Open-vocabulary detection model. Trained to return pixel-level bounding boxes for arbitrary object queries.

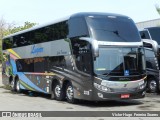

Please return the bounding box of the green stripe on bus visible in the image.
[20,80,35,91]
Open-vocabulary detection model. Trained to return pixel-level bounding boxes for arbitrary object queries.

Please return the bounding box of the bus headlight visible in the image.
[139,84,145,90]
[94,83,111,92]
[138,80,146,90]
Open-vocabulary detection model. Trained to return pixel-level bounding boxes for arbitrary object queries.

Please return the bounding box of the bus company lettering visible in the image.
[31,45,44,54]
[57,50,67,55]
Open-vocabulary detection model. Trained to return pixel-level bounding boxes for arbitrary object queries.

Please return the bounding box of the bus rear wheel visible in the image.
[15,79,21,93]
[10,79,16,91]
[66,82,77,104]
[147,78,157,93]
[53,82,65,101]
[10,78,21,93]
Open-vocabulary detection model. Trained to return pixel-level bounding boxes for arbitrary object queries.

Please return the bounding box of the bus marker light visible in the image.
[78,92,81,96]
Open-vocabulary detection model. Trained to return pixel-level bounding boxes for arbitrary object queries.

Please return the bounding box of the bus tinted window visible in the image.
[145,49,158,70]
[71,38,92,73]
[140,31,150,39]
[13,33,31,47]
[148,27,160,44]
[32,21,68,44]
[16,57,48,72]
[2,38,12,50]
[87,16,141,42]
[3,21,68,49]
[68,17,89,38]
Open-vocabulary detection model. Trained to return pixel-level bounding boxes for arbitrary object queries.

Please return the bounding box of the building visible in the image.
[136,18,160,29]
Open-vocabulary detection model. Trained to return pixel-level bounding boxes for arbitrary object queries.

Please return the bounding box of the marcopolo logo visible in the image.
[31,45,44,55]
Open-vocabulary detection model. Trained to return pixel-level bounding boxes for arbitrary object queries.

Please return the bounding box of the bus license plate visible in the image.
[121,94,130,99]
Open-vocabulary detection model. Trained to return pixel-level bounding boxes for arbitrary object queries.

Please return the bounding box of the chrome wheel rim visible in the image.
[55,85,61,97]
[150,80,157,91]
[66,86,73,100]
[11,80,14,89]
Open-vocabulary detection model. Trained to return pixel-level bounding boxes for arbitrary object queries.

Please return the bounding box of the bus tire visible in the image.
[66,82,77,104]
[15,79,21,93]
[10,79,16,92]
[53,81,65,101]
[147,78,157,93]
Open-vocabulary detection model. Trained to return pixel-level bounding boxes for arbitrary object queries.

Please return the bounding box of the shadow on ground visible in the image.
[1,86,143,108]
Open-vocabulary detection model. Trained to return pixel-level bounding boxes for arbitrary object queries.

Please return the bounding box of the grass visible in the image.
[0,85,11,90]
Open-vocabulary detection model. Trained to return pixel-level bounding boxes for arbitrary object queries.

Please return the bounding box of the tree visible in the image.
[155,4,160,15]
[0,17,15,39]
[9,22,37,34]
[0,17,37,63]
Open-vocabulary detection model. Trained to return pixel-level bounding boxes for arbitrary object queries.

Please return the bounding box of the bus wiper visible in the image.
[113,30,119,35]
[112,30,127,42]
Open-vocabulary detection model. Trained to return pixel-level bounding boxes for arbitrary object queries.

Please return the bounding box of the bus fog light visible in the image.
[98,93,103,98]
[142,91,146,96]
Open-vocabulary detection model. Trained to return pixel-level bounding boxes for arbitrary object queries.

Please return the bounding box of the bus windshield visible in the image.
[86,16,141,42]
[94,47,145,76]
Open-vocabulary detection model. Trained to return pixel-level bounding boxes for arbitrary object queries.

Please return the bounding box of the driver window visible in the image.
[71,38,92,73]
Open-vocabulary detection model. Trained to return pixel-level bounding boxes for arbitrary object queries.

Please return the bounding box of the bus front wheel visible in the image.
[147,78,158,93]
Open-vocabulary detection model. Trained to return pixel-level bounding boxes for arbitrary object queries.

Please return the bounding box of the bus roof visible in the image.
[70,12,128,18]
[3,12,129,39]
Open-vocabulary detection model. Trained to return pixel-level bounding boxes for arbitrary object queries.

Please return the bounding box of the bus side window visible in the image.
[145,49,157,70]
[3,38,12,49]
[48,56,66,70]
[140,30,150,39]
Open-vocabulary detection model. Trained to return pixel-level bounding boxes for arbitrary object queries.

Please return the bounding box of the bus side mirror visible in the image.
[79,37,99,57]
[142,39,159,56]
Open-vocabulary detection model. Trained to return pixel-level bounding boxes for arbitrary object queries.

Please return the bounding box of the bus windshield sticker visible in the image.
[124,70,129,76]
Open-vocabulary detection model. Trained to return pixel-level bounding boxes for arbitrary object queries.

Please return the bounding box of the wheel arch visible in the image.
[14,75,19,81]
[62,79,72,90]
[9,75,13,84]
[147,75,157,80]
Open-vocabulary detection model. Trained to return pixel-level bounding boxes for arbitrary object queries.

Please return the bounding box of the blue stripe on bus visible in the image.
[20,84,25,89]
[10,59,47,93]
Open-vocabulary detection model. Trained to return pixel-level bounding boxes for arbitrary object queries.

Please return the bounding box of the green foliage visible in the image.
[0,40,1,63]
[9,22,37,34]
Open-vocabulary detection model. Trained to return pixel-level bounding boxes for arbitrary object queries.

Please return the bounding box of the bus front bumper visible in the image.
[92,89,146,101]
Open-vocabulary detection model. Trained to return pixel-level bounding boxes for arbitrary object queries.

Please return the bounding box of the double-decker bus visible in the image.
[142,39,160,93]
[2,12,146,103]
[140,27,160,93]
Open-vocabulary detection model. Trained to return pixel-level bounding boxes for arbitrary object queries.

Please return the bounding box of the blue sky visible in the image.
[0,0,160,26]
